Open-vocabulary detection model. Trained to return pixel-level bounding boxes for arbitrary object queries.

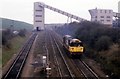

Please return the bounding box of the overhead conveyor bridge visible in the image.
[38,2,86,22]
[34,2,87,30]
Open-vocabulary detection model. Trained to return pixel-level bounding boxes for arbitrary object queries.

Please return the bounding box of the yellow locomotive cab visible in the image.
[63,35,84,56]
[69,46,84,53]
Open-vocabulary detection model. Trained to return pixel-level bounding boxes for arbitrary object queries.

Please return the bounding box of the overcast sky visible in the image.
[1,0,120,24]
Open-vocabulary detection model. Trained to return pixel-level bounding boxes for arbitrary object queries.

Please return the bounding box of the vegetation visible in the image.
[2,35,28,66]
[55,21,120,78]
[2,18,32,66]
[2,28,27,48]
[55,22,79,36]
[2,28,30,66]
[18,29,27,37]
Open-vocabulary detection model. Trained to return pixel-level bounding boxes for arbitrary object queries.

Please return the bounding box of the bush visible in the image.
[2,35,7,45]
[95,36,112,51]
[2,28,13,49]
[118,39,120,47]
[18,29,27,37]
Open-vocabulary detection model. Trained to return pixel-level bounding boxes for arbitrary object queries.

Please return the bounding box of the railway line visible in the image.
[51,30,99,78]
[48,32,63,77]
[51,33,75,78]
[44,31,57,77]
[2,33,37,79]
[44,31,74,77]
[73,59,99,78]
[48,31,85,78]
[2,30,102,78]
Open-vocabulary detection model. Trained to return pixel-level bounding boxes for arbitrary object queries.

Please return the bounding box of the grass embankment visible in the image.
[2,34,30,67]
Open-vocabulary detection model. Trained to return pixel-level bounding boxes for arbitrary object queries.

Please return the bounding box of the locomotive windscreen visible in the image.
[70,42,83,47]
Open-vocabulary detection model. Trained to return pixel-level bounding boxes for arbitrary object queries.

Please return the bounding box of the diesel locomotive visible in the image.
[63,35,84,57]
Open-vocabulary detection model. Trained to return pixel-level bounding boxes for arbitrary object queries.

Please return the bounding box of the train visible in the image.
[63,35,84,57]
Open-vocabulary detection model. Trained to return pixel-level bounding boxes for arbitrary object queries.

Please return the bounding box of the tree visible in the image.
[18,29,27,37]
[2,28,13,49]
[95,36,112,51]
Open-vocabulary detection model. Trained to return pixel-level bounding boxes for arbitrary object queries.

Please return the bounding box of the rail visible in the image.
[2,33,37,79]
[50,32,75,78]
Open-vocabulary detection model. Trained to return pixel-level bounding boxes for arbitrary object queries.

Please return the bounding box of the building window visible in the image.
[101,16,104,18]
[106,16,110,18]
[35,20,42,22]
[95,20,97,21]
[35,10,42,11]
[105,10,107,13]
[101,20,104,23]
[109,10,111,13]
[96,10,98,13]
[35,15,42,17]
[107,20,110,22]
[100,10,102,13]
[95,16,97,18]
[46,5,48,8]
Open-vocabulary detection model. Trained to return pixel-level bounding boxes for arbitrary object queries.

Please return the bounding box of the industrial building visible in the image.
[113,1,120,27]
[34,2,45,30]
[34,2,86,31]
[34,2,120,29]
[89,8,113,26]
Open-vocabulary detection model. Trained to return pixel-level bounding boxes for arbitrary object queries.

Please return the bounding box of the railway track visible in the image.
[44,30,74,78]
[51,30,99,78]
[2,30,100,78]
[51,33,75,78]
[51,31,85,77]
[43,30,73,78]
[2,33,37,79]
[73,59,99,79]
[49,32,62,77]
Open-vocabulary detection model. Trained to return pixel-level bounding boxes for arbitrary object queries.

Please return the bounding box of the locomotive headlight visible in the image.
[70,48,73,51]
[69,47,74,52]
[72,48,74,50]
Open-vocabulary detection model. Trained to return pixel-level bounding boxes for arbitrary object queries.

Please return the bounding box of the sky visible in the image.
[1,0,120,24]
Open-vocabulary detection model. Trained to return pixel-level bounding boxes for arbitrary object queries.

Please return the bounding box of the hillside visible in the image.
[1,18,33,31]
